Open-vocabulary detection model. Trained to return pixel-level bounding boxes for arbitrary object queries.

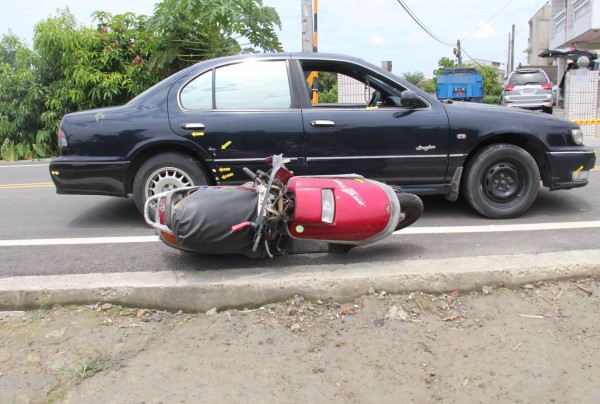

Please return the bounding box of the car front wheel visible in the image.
[133,152,209,214]
[463,144,540,219]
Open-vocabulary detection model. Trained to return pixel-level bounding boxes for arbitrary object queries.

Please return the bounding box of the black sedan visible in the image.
[49,53,596,219]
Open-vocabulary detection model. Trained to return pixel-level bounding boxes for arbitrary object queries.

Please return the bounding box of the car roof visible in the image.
[511,68,545,73]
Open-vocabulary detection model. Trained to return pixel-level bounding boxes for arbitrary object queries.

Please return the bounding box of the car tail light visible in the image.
[504,84,515,91]
[541,83,552,90]
[58,129,68,148]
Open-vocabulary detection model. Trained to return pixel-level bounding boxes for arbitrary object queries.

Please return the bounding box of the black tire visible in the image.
[395,192,424,231]
[133,152,209,214]
[543,106,553,114]
[463,144,540,219]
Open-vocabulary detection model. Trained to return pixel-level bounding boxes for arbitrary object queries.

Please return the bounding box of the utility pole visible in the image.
[301,0,313,52]
[455,39,462,66]
[301,0,319,102]
[313,0,318,52]
[510,24,515,72]
[507,32,511,76]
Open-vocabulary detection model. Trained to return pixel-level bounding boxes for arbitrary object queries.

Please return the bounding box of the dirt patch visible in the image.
[1,278,599,403]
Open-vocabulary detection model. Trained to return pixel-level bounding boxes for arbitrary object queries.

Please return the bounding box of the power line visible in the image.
[462,0,517,41]
[395,0,454,47]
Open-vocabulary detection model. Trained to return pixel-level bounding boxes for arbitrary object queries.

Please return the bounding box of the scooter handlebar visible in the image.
[243,167,257,180]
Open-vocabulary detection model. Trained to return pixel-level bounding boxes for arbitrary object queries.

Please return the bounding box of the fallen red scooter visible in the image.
[144,155,422,258]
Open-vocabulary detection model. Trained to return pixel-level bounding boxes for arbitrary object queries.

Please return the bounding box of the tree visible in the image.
[419,78,436,94]
[317,71,338,103]
[476,65,502,97]
[433,57,457,77]
[0,1,284,160]
[400,71,425,87]
[147,0,283,76]
[0,33,47,160]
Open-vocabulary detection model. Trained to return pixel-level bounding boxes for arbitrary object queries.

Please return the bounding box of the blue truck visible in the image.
[436,68,483,102]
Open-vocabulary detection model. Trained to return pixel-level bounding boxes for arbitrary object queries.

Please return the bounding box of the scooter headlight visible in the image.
[321,189,335,224]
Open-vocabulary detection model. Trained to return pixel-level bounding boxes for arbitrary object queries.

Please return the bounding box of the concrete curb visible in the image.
[2,249,599,312]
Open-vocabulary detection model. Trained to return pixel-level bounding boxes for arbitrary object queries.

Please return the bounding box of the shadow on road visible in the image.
[68,197,146,230]
[157,240,428,272]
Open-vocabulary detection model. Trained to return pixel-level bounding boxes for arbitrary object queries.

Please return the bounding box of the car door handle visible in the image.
[310,120,335,128]
[181,123,205,130]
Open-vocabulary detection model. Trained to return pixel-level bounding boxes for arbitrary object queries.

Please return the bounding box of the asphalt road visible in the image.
[1,154,599,278]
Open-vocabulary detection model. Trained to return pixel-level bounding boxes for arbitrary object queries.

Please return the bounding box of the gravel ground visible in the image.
[1,277,599,403]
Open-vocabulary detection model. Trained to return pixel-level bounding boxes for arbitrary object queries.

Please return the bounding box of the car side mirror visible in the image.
[400,90,418,107]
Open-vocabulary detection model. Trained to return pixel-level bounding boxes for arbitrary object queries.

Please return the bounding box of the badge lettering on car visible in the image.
[416,145,436,151]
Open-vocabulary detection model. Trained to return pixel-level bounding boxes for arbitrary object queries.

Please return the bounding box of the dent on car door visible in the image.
[300,62,450,184]
[168,59,305,183]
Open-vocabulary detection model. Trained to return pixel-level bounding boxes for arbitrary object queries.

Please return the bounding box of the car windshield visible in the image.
[508,71,547,85]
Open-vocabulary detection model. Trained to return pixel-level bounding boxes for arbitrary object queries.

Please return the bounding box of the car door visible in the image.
[297,59,450,184]
[168,58,305,183]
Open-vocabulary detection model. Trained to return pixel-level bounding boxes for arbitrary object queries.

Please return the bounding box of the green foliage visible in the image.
[0,1,283,160]
[147,0,282,76]
[433,57,457,77]
[419,78,437,94]
[483,95,501,105]
[476,65,503,97]
[0,33,47,160]
[400,71,425,87]
[317,71,338,103]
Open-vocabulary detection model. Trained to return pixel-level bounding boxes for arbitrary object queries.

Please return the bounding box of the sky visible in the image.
[0,0,550,77]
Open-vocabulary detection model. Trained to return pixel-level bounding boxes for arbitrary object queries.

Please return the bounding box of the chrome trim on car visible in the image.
[214,157,303,163]
[547,151,595,155]
[307,155,448,161]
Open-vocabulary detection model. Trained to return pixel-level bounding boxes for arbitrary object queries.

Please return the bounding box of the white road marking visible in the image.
[0,163,49,168]
[0,236,159,247]
[1,221,599,247]
[395,221,600,234]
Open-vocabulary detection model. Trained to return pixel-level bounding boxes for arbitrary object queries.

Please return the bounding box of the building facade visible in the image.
[549,0,600,136]
[528,3,552,66]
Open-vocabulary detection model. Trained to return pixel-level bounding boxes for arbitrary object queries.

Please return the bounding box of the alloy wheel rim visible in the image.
[145,167,193,198]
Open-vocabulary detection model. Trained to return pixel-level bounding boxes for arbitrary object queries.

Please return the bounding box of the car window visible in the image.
[180,71,213,110]
[508,71,548,85]
[180,60,292,110]
[300,61,425,108]
[216,61,291,109]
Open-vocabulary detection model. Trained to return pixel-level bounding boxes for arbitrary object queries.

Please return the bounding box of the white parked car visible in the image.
[502,68,553,114]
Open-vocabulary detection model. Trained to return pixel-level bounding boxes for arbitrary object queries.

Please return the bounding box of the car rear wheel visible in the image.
[463,144,540,219]
[133,153,209,214]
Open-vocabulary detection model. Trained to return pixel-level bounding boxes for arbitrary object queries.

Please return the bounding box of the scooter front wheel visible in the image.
[395,193,423,231]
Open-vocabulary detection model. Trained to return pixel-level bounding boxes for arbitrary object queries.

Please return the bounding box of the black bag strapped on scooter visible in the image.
[171,187,258,254]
